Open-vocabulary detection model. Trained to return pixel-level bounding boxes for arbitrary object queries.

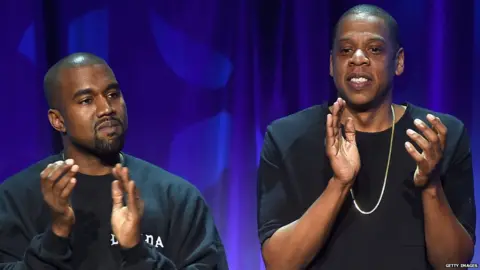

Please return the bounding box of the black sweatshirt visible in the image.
[0,153,228,269]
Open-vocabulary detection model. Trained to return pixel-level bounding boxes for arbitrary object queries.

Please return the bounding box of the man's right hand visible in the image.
[326,98,360,187]
[40,159,78,238]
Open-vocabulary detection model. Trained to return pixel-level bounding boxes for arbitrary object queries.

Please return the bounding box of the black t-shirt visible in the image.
[69,173,118,269]
[257,103,476,270]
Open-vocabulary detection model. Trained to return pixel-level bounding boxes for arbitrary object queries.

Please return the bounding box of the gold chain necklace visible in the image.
[350,105,395,215]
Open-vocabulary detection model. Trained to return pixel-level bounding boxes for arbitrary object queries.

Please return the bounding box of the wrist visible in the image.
[421,181,443,199]
[329,177,353,194]
[120,240,150,265]
[119,234,141,249]
[330,177,353,190]
[42,227,71,256]
[51,223,72,238]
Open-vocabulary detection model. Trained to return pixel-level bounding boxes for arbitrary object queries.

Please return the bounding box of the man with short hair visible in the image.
[0,52,228,269]
[257,4,476,269]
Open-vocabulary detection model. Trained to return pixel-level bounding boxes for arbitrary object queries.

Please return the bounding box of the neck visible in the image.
[341,98,398,133]
[62,144,120,176]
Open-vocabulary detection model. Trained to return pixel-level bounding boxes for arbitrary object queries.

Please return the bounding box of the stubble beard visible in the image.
[93,131,125,156]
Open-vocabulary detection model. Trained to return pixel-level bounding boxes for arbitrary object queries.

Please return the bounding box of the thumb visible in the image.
[344,117,356,143]
[112,180,124,211]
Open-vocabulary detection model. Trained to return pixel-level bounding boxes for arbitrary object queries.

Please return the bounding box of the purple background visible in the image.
[0,0,478,268]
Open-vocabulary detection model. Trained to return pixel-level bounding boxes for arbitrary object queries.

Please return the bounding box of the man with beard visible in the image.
[0,53,228,269]
[257,4,476,270]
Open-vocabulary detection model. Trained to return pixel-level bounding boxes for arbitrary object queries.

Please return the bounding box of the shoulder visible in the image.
[0,155,60,209]
[123,154,205,202]
[264,104,326,157]
[0,155,60,193]
[267,104,326,136]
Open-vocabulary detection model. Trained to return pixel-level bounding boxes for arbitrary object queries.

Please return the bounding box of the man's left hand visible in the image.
[404,114,447,187]
[111,164,145,249]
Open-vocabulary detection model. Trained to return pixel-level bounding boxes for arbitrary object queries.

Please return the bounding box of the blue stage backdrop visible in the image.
[0,0,478,268]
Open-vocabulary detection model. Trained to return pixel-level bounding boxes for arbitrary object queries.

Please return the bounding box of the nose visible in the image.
[349,49,369,66]
[96,96,116,118]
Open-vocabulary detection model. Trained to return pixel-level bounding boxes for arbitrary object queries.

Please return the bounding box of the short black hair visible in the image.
[331,4,400,50]
[43,52,107,109]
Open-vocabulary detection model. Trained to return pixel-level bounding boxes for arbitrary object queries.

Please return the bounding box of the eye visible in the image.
[369,47,383,54]
[340,48,353,54]
[107,90,121,99]
[79,98,93,105]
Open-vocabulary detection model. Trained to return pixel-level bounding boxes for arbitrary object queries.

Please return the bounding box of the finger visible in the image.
[137,194,145,217]
[326,114,339,157]
[336,100,346,136]
[135,186,143,215]
[427,115,447,150]
[335,99,346,127]
[405,142,429,169]
[40,163,57,189]
[138,200,145,216]
[330,101,339,137]
[134,182,141,199]
[41,162,58,178]
[326,114,335,148]
[50,160,74,181]
[135,182,143,210]
[406,129,430,154]
[45,160,73,190]
[344,117,356,144]
[53,164,79,197]
[112,180,124,211]
[120,167,130,189]
[414,119,440,150]
[42,161,63,183]
[59,178,77,200]
[127,181,139,217]
[112,163,122,181]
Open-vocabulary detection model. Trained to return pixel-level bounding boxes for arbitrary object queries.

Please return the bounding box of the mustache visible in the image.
[95,117,124,129]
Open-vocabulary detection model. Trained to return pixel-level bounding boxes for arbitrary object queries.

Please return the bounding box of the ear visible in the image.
[329,51,334,77]
[395,47,404,76]
[48,109,66,133]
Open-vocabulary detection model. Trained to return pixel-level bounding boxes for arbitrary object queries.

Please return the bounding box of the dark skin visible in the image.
[48,64,128,175]
[329,13,405,133]
[40,63,144,249]
[262,14,473,269]
[330,14,473,269]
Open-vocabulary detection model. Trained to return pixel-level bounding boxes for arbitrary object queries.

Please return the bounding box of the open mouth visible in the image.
[347,74,373,90]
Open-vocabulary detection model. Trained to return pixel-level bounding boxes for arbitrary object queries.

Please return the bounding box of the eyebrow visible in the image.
[72,83,120,100]
[338,35,386,44]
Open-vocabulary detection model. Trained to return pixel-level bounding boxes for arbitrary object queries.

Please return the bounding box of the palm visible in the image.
[63,206,76,224]
[326,98,360,184]
[329,136,360,182]
[45,194,76,224]
[413,151,437,187]
[111,165,144,249]
[111,207,136,238]
[50,204,75,227]
[46,196,73,216]
[404,115,447,188]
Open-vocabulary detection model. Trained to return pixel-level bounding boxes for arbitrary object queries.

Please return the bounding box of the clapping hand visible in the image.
[326,98,361,187]
[405,114,447,187]
[40,159,78,238]
[111,164,145,249]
